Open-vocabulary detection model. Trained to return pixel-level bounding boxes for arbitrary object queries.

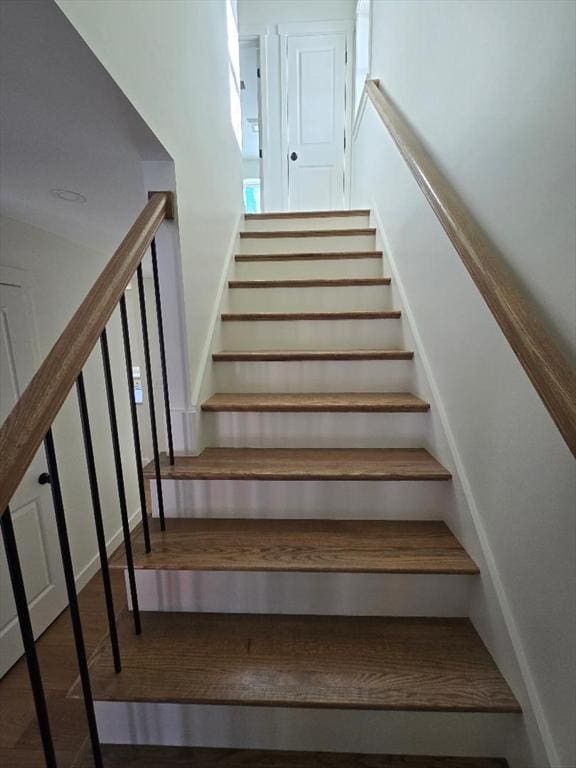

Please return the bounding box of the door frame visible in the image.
[278,19,355,211]
[239,28,271,212]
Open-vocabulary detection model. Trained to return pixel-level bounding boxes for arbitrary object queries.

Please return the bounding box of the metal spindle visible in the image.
[44,429,103,768]
[100,328,141,635]
[136,264,166,530]
[1,506,58,768]
[76,371,122,672]
[119,294,151,553]
[150,237,175,465]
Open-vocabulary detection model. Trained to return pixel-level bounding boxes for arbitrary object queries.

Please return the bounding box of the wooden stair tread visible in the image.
[74,743,509,767]
[73,612,520,713]
[240,228,376,238]
[201,392,430,412]
[212,349,414,362]
[111,519,478,575]
[229,278,391,288]
[221,311,401,321]
[143,448,451,481]
[245,209,370,220]
[235,251,382,262]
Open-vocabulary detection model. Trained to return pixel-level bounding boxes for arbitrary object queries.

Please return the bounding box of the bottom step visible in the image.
[75,744,508,767]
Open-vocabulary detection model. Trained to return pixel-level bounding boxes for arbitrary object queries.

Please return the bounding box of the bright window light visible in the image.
[227,0,242,149]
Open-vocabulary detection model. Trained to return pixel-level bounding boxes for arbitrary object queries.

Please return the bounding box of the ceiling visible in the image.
[0,0,171,253]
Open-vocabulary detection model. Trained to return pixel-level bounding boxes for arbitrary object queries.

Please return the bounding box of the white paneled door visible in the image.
[0,269,67,677]
[286,33,348,211]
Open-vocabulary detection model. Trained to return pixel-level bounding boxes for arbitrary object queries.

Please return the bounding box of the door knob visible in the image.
[290,152,298,161]
[38,472,51,485]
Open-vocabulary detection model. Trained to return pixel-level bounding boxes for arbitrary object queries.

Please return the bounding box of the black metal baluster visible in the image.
[119,294,151,553]
[76,371,122,672]
[44,429,103,768]
[1,506,58,768]
[150,237,175,466]
[100,328,141,635]
[136,264,166,530]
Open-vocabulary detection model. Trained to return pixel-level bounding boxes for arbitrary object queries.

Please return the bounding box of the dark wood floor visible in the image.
[74,743,509,768]
[0,565,127,768]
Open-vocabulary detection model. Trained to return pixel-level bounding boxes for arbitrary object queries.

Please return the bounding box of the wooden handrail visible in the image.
[0,192,174,514]
[364,79,576,458]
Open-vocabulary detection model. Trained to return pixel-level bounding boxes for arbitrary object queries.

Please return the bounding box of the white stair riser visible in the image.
[221,319,403,351]
[213,359,414,393]
[204,411,428,449]
[239,234,375,254]
[96,702,514,756]
[235,258,383,280]
[127,570,472,617]
[243,215,370,231]
[151,479,449,519]
[228,285,392,313]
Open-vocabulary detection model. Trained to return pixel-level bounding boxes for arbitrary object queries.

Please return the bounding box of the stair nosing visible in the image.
[201,393,430,413]
[220,311,401,322]
[235,251,383,262]
[244,209,370,220]
[240,228,376,239]
[212,349,414,361]
[228,278,391,288]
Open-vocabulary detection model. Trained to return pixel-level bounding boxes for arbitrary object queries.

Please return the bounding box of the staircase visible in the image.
[73,210,520,764]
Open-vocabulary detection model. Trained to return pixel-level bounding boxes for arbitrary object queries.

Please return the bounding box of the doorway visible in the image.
[240,37,264,213]
[280,21,354,211]
[0,267,68,676]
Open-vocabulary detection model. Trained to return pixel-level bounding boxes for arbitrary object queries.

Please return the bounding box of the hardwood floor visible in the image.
[200,393,430,412]
[74,743,509,767]
[0,565,127,767]
[143,448,451,482]
[111,518,479,575]
[72,611,520,713]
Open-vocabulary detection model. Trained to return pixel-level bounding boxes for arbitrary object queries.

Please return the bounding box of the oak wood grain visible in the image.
[201,392,429,412]
[73,743,509,768]
[142,448,451,482]
[245,210,370,220]
[240,228,376,239]
[221,311,401,321]
[212,349,414,362]
[229,278,391,288]
[73,612,520,713]
[365,78,576,458]
[111,518,479,575]
[0,193,173,514]
[236,251,383,262]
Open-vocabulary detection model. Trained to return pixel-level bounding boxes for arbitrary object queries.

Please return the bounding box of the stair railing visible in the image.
[364,78,576,459]
[0,190,176,768]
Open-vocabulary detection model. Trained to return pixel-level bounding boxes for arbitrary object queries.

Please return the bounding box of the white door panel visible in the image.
[0,275,67,677]
[287,34,347,211]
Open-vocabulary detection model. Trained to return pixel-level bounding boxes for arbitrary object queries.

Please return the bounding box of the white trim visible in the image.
[278,20,355,210]
[191,211,243,407]
[277,20,354,36]
[0,264,27,287]
[352,83,369,141]
[239,31,271,212]
[370,202,556,767]
[74,507,142,593]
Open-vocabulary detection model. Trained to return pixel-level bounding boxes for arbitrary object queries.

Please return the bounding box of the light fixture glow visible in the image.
[50,189,87,203]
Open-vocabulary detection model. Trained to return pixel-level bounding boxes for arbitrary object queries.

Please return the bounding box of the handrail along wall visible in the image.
[364,78,576,459]
[0,190,177,768]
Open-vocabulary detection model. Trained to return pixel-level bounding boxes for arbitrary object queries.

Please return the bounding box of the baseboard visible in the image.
[74,507,142,594]
[370,201,552,768]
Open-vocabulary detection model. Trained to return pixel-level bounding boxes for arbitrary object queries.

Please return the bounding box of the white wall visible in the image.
[352,1,576,765]
[0,216,142,579]
[57,0,245,407]
[238,0,356,210]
